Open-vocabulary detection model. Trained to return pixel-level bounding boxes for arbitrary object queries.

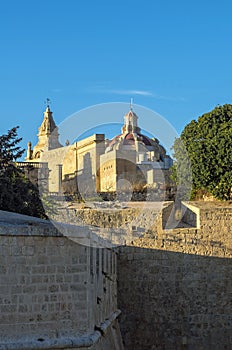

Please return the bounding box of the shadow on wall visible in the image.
[117,246,232,350]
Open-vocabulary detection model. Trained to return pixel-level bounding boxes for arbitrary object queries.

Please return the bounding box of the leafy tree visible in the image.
[170,137,193,201]
[172,104,232,200]
[0,126,47,218]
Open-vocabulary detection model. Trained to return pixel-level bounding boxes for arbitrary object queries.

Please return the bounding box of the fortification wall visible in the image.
[53,202,163,232]
[117,202,232,350]
[1,203,232,349]
[0,211,123,350]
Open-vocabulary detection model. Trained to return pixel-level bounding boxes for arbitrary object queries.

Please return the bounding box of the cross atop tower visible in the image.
[45,98,51,109]
[130,98,133,111]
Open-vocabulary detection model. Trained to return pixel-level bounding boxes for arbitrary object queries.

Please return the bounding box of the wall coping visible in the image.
[0,310,121,350]
[0,211,122,248]
[182,201,232,211]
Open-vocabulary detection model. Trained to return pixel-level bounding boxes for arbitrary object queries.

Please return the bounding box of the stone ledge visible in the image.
[0,211,117,247]
[0,310,121,350]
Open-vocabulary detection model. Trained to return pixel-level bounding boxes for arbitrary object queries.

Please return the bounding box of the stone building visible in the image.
[26,104,63,161]
[26,103,173,199]
[99,107,173,194]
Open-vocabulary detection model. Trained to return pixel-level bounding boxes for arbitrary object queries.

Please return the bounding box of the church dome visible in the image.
[135,133,152,146]
[108,134,122,148]
[105,107,170,163]
[124,133,153,146]
[106,107,158,152]
[124,133,135,145]
[108,132,153,149]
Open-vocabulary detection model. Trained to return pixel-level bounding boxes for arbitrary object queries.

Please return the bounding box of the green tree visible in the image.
[0,126,47,218]
[170,137,193,201]
[172,104,232,200]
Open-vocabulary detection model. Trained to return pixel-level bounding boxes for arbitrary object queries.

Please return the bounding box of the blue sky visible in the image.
[1,0,232,156]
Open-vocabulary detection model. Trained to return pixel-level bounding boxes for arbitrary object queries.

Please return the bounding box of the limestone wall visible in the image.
[118,246,232,350]
[51,203,163,247]
[76,137,105,195]
[39,134,106,195]
[100,151,117,192]
[117,202,232,350]
[41,147,68,193]
[0,211,123,350]
[2,202,232,349]
[181,202,200,228]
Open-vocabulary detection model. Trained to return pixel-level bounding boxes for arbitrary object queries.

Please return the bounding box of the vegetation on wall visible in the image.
[0,127,47,218]
[172,104,232,200]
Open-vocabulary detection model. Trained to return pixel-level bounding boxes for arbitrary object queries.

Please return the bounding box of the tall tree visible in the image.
[172,104,232,200]
[0,127,47,218]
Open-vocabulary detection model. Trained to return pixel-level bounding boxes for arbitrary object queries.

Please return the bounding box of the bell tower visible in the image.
[122,99,141,134]
[26,99,62,161]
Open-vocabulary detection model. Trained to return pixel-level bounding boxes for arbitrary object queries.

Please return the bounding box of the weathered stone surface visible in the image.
[0,211,123,349]
[1,201,232,349]
[117,201,232,350]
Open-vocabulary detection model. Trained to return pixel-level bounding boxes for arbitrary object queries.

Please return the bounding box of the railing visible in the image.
[16,162,48,169]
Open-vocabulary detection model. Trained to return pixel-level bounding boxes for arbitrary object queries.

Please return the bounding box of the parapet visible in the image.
[0,210,123,349]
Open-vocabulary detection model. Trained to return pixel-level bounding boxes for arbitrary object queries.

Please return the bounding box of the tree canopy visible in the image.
[172,104,232,201]
[0,126,47,218]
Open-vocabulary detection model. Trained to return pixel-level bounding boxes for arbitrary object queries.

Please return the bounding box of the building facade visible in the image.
[26,104,173,199]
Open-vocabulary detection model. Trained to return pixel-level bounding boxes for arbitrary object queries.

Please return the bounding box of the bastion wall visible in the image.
[0,211,123,350]
[1,202,232,349]
[117,202,232,349]
[47,201,232,349]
